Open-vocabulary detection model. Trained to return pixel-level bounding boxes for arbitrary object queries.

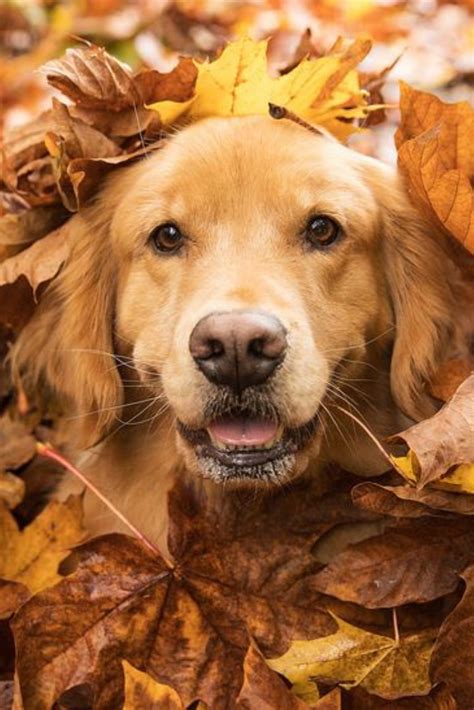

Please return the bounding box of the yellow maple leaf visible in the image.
[0,496,84,594]
[149,36,377,140]
[268,614,435,700]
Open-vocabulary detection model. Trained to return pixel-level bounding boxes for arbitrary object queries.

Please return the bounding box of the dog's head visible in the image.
[13,116,455,485]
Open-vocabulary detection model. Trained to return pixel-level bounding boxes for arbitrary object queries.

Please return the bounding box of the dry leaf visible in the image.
[396,83,474,254]
[122,661,184,710]
[0,220,71,293]
[0,495,83,594]
[391,375,474,488]
[431,565,474,709]
[311,518,474,607]
[268,614,436,700]
[12,481,377,709]
[236,642,309,709]
[43,45,196,135]
[149,36,378,139]
[353,481,474,517]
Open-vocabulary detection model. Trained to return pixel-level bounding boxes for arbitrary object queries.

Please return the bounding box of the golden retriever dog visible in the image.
[13,115,457,548]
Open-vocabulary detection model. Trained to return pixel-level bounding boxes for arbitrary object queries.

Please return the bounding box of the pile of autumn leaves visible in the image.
[0,36,474,709]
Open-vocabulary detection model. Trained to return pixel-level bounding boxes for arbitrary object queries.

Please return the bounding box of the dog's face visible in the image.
[15,116,453,487]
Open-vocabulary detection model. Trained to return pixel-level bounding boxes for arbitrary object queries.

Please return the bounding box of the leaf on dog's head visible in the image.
[430,564,474,709]
[268,614,436,700]
[391,375,474,488]
[12,481,377,709]
[311,517,474,608]
[396,83,474,254]
[0,495,84,595]
[148,36,378,140]
[42,45,197,131]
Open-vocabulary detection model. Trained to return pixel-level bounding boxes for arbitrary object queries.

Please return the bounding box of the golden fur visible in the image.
[13,116,458,548]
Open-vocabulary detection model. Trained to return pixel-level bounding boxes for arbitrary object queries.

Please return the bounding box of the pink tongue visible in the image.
[208,418,278,446]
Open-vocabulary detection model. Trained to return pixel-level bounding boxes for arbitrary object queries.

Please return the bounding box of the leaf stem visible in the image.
[36,442,166,560]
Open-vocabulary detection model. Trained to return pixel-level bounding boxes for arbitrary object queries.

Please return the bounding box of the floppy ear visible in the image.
[375,170,458,420]
[11,208,123,445]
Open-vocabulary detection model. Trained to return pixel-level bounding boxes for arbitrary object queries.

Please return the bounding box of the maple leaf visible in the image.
[0,495,83,594]
[12,482,377,709]
[391,375,474,489]
[268,614,436,700]
[396,82,474,254]
[430,564,474,709]
[148,36,377,140]
[311,518,474,607]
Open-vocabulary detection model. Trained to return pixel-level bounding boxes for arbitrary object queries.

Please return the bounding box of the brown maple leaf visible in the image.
[311,517,474,607]
[12,481,377,709]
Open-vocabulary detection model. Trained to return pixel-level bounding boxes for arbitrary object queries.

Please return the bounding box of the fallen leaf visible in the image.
[0,495,84,594]
[12,481,375,709]
[431,565,474,709]
[149,36,378,140]
[0,219,71,293]
[311,518,474,607]
[122,660,184,710]
[0,579,29,619]
[236,642,309,709]
[268,614,436,700]
[396,83,474,254]
[392,375,474,488]
[0,471,25,510]
[352,481,474,517]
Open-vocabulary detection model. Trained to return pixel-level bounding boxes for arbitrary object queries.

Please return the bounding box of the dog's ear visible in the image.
[372,167,457,420]
[11,209,123,445]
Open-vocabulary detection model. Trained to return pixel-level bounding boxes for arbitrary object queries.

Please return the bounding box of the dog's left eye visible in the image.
[305,215,341,249]
[149,223,184,254]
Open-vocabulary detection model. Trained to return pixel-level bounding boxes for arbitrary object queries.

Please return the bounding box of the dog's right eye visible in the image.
[149,223,184,254]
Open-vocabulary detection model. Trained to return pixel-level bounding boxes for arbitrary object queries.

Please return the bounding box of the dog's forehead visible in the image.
[158,115,356,180]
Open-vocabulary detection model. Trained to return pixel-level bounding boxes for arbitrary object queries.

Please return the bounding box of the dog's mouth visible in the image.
[177,410,319,484]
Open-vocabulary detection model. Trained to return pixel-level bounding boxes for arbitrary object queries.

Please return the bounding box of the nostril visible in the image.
[248,338,264,358]
[207,339,225,359]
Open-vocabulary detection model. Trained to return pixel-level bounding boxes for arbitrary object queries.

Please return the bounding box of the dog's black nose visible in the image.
[189,310,287,390]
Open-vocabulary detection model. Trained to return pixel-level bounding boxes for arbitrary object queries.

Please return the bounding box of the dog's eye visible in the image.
[305,215,341,249]
[150,223,184,254]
